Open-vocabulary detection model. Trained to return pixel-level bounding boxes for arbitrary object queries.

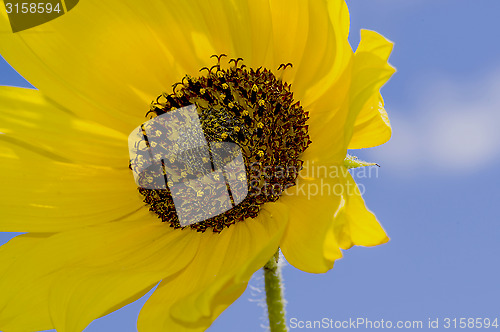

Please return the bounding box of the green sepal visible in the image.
[344,154,379,169]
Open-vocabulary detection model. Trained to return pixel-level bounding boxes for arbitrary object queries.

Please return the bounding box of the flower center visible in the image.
[135,55,310,233]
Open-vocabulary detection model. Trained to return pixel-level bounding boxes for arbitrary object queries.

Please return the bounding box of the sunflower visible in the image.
[0,0,395,331]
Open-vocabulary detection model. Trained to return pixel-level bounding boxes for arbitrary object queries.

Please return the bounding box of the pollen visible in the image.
[137,56,310,233]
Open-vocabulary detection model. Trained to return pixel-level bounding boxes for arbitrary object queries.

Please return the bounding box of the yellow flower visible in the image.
[0,1,395,331]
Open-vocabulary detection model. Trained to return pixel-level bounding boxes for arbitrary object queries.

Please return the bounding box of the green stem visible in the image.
[263,250,288,332]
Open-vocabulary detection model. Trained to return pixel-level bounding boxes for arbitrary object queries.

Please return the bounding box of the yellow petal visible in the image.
[0,0,274,133]
[267,0,309,74]
[137,203,288,332]
[347,29,396,149]
[186,0,272,66]
[333,173,389,250]
[0,210,199,332]
[0,234,53,332]
[292,2,353,164]
[279,169,345,274]
[0,86,128,166]
[280,0,351,100]
[348,93,391,149]
[301,71,352,165]
[0,1,206,132]
[0,148,141,232]
[0,0,355,134]
[302,29,395,165]
[280,164,388,273]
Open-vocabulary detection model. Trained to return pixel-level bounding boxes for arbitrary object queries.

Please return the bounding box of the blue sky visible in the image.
[1,1,500,331]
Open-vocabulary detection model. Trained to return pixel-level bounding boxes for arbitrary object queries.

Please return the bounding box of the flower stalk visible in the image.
[264,250,288,332]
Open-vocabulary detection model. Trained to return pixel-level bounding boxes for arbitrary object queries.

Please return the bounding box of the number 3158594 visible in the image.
[5,2,61,14]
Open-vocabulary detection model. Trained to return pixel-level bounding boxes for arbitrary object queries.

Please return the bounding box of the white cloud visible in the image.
[365,68,500,176]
